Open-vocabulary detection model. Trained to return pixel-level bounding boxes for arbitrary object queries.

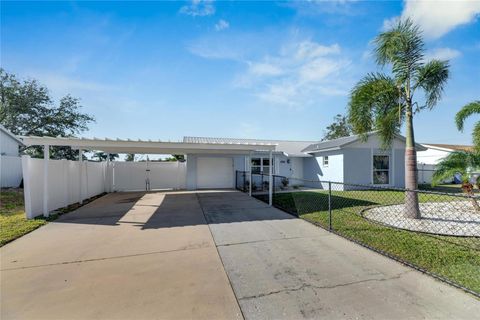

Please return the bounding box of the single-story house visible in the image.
[0,124,24,187]
[301,132,427,189]
[182,136,315,189]
[19,132,427,218]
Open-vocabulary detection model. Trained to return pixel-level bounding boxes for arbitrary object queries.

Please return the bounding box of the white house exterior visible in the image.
[301,133,427,190]
[0,124,24,187]
[417,143,473,184]
[182,137,315,189]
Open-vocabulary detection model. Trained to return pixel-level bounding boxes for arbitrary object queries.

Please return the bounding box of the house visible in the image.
[0,124,24,187]
[301,132,427,189]
[417,143,474,184]
[20,132,427,218]
[183,136,315,189]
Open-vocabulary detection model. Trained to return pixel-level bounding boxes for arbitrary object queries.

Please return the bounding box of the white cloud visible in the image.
[215,19,229,31]
[424,47,461,61]
[238,40,351,107]
[385,0,480,39]
[180,0,215,17]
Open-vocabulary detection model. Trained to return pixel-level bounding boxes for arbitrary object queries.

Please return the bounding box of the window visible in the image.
[323,156,329,167]
[251,157,274,174]
[373,155,390,185]
[251,158,261,174]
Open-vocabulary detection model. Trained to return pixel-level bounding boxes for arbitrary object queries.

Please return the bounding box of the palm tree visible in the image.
[456,100,480,150]
[432,151,480,211]
[348,19,449,218]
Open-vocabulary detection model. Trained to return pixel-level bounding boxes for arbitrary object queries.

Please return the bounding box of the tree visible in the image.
[455,101,480,151]
[93,152,119,161]
[322,114,353,141]
[125,153,135,161]
[0,69,94,159]
[348,19,449,218]
[432,151,480,211]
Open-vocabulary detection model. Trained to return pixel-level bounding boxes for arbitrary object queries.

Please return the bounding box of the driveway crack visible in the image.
[238,270,414,300]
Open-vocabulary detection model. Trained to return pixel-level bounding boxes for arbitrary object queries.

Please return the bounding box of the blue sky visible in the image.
[2,0,480,145]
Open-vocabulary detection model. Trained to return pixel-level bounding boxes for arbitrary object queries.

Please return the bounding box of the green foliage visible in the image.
[0,190,46,246]
[455,101,480,150]
[125,153,135,161]
[432,151,480,186]
[272,190,480,294]
[0,69,95,160]
[322,114,353,141]
[93,152,119,161]
[348,18,450,148]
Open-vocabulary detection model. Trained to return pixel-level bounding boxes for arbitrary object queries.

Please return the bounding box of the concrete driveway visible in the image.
[2,190,479,319]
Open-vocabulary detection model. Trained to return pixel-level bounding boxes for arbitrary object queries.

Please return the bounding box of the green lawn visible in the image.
[0,189,46,246]
[262,189,480,295]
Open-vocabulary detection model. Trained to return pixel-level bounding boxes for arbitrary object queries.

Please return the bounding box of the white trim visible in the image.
[43,145,49,217]
[20,136,276,155]
[79,149,83,204]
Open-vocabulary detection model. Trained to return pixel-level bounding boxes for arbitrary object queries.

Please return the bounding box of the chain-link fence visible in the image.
[235,170,480,297]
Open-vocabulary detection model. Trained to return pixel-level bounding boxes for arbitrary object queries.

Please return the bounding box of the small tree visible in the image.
[348,19,449,218]
[322,114,353,141]
[455,100,480,151]
[125,154,135,162]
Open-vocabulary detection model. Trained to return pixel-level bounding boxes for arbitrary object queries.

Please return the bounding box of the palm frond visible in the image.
[473,121,480,152]
[374,18,424,84]
[348,73,402,147]
[455,100,480,131]
[432,151,480,185]
[415,59,449,109]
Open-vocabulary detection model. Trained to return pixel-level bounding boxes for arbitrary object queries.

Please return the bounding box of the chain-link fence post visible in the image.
[328,181,332,231]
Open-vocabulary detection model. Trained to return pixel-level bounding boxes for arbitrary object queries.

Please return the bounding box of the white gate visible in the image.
[111,161,186,191]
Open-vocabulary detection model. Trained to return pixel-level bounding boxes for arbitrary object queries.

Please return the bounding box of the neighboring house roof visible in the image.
[183,136,316,157]
[421,143,473,152]
[0,124,24,145]
[302,132,427,153]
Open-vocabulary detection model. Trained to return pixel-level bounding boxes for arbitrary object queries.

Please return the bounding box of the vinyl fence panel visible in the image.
[22,156,107,219]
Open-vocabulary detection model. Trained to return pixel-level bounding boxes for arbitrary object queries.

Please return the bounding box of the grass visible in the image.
[0,189,46,246]
[260,189,480,295]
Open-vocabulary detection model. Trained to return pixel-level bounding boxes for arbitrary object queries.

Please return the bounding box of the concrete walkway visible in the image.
[1,190,479,319]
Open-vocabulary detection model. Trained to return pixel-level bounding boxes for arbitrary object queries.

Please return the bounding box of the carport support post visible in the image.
[79,149,83,204]
[269,150,273,206]
[249,151,252,197]
[43,144,50,217]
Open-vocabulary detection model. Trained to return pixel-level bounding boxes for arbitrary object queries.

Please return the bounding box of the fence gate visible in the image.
[111,161,186,191]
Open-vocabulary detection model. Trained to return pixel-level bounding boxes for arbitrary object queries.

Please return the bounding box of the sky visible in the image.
[1,0,480,145]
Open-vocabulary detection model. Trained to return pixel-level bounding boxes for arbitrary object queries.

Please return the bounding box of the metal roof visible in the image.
[20,136,276,154]
[184,136,315,157]
[421,143,473,152]
[302,132,427,153]
[0,124,24,145]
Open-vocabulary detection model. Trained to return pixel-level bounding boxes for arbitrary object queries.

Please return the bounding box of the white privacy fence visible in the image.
[22,156,187,219]
[111,161,186,191]
[22,156,107,219]
[1,155,23,188]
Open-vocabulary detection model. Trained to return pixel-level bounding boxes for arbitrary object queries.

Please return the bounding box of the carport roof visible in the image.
[20,136,277,154]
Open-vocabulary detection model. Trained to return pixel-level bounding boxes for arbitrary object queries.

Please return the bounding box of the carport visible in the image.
[20,136,277,218]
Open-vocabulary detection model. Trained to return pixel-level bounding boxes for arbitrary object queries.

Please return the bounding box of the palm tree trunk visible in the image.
[405,105,421,218]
